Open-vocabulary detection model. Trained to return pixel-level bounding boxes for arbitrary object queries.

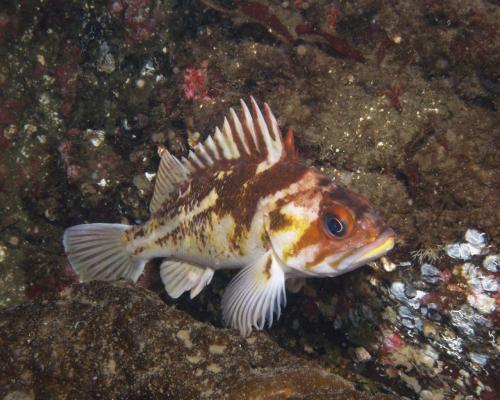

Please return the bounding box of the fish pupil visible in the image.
[325,214,346,237]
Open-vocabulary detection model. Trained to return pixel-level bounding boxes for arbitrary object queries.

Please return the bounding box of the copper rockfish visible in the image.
[63,98,395,336]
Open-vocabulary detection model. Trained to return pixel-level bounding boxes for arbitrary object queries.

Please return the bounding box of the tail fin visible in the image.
[63,223,146,282]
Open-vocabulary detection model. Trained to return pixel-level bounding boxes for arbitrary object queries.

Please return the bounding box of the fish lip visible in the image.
[333,228,395,271]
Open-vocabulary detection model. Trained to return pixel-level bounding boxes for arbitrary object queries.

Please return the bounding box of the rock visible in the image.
[0,281,392,400]
[482,254,499,272]
[464,229,486,248]
[0,0,498,399]
[420,263,442,285]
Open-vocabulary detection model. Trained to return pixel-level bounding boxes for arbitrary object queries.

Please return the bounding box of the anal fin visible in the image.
[160,260,214,299]
[221,251,286,337]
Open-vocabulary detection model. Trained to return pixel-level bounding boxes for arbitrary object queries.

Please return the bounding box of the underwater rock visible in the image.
[0,0,498,399]
[0,280,392,400]
[420,263,442,285]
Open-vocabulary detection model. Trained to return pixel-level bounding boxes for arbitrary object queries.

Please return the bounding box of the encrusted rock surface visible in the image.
[0,280,392,400]
[0,0,498,398]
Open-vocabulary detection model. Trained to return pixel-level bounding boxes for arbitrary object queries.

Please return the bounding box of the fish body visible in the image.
[64,98,395,336]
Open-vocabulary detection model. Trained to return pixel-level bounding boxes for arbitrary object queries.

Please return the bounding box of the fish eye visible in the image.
[324,214,347,238]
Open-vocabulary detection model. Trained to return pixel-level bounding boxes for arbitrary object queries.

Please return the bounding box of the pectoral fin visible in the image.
[221,251,286,336]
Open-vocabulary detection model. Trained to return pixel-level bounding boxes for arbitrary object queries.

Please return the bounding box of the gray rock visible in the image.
[483,255,499,272]
[420,263,442,284]
[464,229,486,248]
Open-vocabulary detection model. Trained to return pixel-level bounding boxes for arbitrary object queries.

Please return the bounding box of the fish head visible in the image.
[265,171,395,277]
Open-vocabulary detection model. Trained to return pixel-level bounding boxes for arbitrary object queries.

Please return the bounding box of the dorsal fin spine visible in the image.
[263,101,284,161]
[240,99,260,152]
[195,143,214,166]
[188,150,204,169]
[205,135,221,160]
[230,107,250,155]
[251,97,277,162]
[264,103,281,143]
[151,98,290,213]
[181,156,195,173]
[223,117,240,158]
[214,127,233,160]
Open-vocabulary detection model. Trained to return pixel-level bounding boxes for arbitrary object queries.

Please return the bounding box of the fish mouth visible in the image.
[332,228,395,272]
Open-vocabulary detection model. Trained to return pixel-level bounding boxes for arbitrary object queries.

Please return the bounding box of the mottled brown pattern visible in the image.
[150,159,308,249]
[132,226,146,239]
[268,208,293,232]
[129,99,311,255]
[133,246,145,256]
[224,161,309,241]
[128,99,315,257]
[155,234,171,247]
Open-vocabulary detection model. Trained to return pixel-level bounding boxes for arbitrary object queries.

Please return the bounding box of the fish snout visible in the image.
[358,211,392,241]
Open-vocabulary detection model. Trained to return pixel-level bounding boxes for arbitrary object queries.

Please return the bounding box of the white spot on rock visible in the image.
[206,363,222,373]
[483,254,498,273]
[208,344,226,355]
[381,256,396,272]
[0,245,6,262]
[145,172,156,181]
[186,354,202,364]
[464,229,486,248]
[420,263,441,284]
[445,243,472,260]
[176,329,193,349]
[354,347,371,362]
[467,292,495,315]
[469,352,488,367]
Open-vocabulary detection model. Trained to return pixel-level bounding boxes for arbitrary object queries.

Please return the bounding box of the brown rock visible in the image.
[0,281,391,400]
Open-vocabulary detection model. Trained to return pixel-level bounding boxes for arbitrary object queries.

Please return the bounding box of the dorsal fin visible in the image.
[150,146,189,213]
[182,97,285,173]
[150,97,288,213]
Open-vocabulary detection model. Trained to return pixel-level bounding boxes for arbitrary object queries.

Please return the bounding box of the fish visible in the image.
[63,97,395,336]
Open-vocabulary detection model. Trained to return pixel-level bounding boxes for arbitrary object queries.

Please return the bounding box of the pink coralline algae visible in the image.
[381,330,406,354]
[183,64,211,102]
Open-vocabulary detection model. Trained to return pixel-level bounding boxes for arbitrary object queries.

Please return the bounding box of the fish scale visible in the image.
[63,97,395,336]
